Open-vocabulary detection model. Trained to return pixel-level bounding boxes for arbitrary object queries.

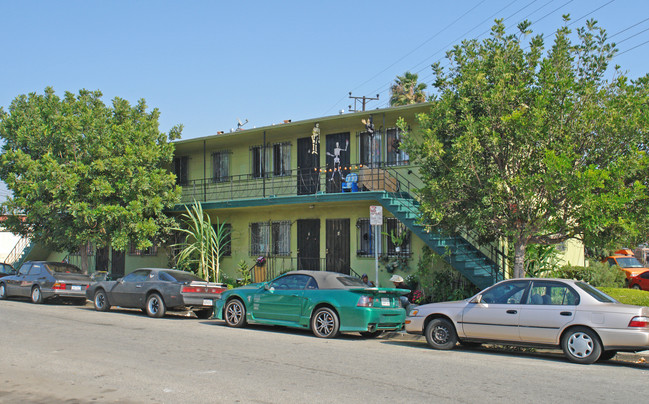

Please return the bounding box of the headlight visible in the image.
[408,309,419,317]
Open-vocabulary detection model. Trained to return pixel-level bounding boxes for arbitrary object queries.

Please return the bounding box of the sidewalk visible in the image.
[381,331,649,364]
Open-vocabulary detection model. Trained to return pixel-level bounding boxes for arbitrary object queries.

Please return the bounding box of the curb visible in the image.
[380,331,649,364]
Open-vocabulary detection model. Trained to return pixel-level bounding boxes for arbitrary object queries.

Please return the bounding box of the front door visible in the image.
[111,249,125,278]
[297,219,320,271]
[325,133,350,193]
[297,137,320,195]
[326,219,350,274]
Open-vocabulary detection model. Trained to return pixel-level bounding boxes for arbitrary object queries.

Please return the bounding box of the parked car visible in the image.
[0,263,16,278]
[405,278,649,364]
[86,268,227,318]
[629,271,649,291]
[0,261,90,304]
[603,249,648,280]
[214,270,409,338]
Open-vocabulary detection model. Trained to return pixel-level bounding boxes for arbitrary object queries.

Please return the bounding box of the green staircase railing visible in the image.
[379,167,506,289]
[5,236,33,269]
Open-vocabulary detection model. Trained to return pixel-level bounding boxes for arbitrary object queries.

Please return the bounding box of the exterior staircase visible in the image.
[378,169,506,290]
[5,236,33,269]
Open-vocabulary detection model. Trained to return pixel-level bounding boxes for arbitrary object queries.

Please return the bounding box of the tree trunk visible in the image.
[513,239,526,279]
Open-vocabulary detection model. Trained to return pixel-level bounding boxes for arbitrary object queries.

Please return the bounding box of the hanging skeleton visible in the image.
[311,123,320,154]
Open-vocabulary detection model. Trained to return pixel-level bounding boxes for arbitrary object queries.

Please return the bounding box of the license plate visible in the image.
[71,286,81,291]
[381,298,390,307]
[203,299,213,306]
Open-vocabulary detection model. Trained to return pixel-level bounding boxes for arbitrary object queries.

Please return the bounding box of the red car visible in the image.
[629,271,649,291]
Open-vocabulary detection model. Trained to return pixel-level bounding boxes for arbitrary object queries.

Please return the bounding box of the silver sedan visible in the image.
[405,278,649,364]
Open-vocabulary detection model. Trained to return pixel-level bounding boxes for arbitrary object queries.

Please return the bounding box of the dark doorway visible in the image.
[111,249,126,277]
[297,137,320,195]
[96,246,110,273]
[326,219,350,274]
[297,219,320,271]
[325,133,350,193]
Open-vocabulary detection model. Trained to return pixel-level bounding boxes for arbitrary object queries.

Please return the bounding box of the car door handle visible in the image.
[560,311,572,316]
[135,284,143,288]
[506,310,518,314]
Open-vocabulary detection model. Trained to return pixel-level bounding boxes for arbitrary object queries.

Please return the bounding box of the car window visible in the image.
[641,272,649,280]
[615,257,644,268]
[575,282,617,303]
[0,264,14,274]
[528,281,580,305]
[160,270,203,283]
[305,277,318,290]
[270,274,310,290]
[18,263,32,276]
[44,263,83,274]
[122,270,151,282]
[607,258,616,266]
[28,264,43,276]
[336,276,367,287]
[481,281,529,304]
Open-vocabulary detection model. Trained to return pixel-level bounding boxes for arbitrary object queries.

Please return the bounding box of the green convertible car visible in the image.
[214,270,409,338]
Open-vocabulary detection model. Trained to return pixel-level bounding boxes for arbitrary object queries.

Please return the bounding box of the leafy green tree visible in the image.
[0,87,182,272]
[174,201,230,282]
[389,71,428,106]
[402,18,649,278]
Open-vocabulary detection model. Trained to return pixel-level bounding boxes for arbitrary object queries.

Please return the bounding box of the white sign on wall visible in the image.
[370,206,383,226]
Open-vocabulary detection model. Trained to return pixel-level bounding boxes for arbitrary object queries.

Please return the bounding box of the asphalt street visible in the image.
[1,299,648,403]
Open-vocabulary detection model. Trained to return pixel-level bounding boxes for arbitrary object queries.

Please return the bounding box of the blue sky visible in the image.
[0,0,647,144]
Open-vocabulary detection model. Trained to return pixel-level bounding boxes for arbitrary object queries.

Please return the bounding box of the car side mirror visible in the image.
[264,283,270,290]
[470,295,483,304]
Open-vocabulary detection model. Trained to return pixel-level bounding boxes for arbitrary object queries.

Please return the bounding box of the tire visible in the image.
[598,350,617,362]
[632,284,641,290]
[93,290,111,312]
[224,299,247,328]
[424,318,458,350]
[0,283,6,300]
[360,330,383,338]
[31,286,43,304]
[145,293,166,318]
[311,307,340,338]
[194,308,213,320]
[561,326,602,364]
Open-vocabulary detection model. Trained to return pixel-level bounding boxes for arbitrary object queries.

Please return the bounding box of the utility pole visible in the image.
[348,92,379,112]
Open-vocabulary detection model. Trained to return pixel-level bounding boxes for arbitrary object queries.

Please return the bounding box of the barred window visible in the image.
[70,244,95,256]
[212,151,231,182]
[386,128,409,166]
[128,242,158,256]
[272,221,291,256]
[251,145,270,179]
[250,222,270,255]
[250,221,291,256]
[273,142,291,176]
[356,218,381,257]
[385,217,410,256]
[173,156,189,185]
[358,131,380,167]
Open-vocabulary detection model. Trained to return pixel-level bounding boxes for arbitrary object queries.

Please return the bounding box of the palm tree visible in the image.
[389,72,427,106]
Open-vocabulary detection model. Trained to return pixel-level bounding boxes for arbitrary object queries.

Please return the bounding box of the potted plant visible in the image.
[383,226,410,253]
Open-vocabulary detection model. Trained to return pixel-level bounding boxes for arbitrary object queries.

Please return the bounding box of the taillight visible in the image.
[628,316,649,327]
[357,296,374,307]
[182,286,225,294]
[52,283,66,290]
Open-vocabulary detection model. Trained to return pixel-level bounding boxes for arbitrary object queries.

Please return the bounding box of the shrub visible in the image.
[416,247,479,303]
[599,287,649,306]
[546,261,626,288]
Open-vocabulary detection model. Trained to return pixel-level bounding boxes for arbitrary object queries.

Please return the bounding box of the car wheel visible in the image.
[224,299,247,328]
[632,284,641,290]
[311,307,340,338]
[562,326,602,364]
[598,350,617,362]
[425,318,458,350]
[93,290,111,312]
[360,330,383,338]
[0,283,6,300]
[145,293,166,318]
[194,308,213,320]
[31,286,43,304]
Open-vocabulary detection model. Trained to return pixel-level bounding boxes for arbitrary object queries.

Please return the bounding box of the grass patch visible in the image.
[599,287,649,306]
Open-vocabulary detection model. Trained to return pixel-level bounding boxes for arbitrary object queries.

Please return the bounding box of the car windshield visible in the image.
[44,263,83,274]
[336,276,367,287]
[615,257,644,268]
[575,282,618,303]
[162,270,203,283]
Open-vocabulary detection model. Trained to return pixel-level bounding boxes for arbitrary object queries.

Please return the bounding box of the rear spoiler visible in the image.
[349,287,410,296]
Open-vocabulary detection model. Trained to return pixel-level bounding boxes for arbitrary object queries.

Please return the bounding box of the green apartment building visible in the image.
[11,102,584,289]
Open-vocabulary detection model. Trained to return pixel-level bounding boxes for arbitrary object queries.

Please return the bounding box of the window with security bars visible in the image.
[173,156,189,185]
[386,128,409,166]
[128,242,158,256]
[212,151,231,182]
[70,243,95,256]
[385,217,410,256]
[273,142,291,176]
[356,218,382,257]
[251,145,270,179]
[358,131,380,167]
[250,221,291,256]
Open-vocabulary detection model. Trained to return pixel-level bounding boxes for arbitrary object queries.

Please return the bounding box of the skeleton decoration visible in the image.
[361,115,374,137]
[311,123,320,155]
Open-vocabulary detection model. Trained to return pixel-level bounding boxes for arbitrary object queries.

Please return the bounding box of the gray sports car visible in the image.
[86,268,227,318]
[405,278,649,364]
[0,261,90,304]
